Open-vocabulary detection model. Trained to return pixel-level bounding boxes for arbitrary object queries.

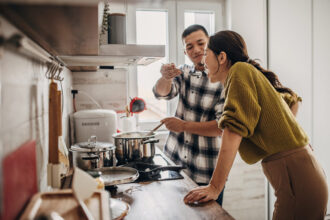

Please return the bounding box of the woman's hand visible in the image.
[183,128,242,205]
[183,184,221,204]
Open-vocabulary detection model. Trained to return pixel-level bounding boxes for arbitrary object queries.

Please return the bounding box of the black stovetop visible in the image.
[120,154,184,183]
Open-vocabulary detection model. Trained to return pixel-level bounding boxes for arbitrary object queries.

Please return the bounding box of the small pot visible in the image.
[70,136,116,170]
[113,131,159,163]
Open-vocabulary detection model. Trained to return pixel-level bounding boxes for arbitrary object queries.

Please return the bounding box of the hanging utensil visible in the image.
[129,97,146,114]
[49,81,59,164]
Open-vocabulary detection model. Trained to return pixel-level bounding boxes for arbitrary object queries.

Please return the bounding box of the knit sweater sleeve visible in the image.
[219,74,261,138]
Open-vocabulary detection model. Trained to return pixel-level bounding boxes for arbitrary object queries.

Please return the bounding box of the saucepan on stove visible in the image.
[112,131,159,163]
[70,136,117,170]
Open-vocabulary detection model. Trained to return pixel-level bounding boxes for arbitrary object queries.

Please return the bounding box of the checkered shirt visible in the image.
[153,64,224,183]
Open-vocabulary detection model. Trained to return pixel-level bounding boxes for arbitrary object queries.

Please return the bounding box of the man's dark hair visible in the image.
[181,24,209,40]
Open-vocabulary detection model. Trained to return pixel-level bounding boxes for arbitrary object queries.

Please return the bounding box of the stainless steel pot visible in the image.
[112,131,159,163]
[70,136,116,170]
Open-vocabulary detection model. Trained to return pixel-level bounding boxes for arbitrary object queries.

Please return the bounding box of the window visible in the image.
[184,11,215,65]
[136,10,169,122]
[127,1,223,129]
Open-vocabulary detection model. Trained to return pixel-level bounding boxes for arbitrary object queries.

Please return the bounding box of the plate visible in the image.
[96,167,139,186]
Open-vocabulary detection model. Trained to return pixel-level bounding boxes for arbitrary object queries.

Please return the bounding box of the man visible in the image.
[153,24,225,205]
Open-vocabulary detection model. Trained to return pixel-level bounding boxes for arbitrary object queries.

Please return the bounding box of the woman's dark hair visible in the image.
[182,24,209,40]
[208,30,293,95]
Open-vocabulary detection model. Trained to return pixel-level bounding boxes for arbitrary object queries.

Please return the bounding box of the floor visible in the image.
[221,155,266,220]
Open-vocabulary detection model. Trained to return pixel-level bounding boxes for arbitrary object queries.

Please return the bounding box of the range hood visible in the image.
[58,44,165,66]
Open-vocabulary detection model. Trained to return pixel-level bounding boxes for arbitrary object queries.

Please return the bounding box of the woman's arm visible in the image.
[290,102,299,117]
[183,128,242,204]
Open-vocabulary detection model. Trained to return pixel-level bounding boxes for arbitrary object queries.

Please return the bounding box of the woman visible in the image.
[183,30,328,219]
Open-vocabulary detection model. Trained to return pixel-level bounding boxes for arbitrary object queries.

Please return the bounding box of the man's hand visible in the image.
[161,117,186,133]
[160,63,183,80]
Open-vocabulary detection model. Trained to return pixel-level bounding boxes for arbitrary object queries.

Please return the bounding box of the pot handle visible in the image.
[81,154,99,160]
[88,135,97,147]
[142,138,159,144]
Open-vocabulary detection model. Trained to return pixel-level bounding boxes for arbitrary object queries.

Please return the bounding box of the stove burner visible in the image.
[121,154,184,182]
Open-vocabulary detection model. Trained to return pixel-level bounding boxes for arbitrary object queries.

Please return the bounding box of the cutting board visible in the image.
[20,189,111,220]
[1,140,38,220]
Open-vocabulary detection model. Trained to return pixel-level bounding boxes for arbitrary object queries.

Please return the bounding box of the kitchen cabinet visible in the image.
[0,4,100,56]
[0,2,165,70]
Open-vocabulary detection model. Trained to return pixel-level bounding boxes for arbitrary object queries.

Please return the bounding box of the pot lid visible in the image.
[70,136,115,152]
[112,131,155,139]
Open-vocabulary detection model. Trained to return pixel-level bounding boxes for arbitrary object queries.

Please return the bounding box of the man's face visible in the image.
[183,30,209,66]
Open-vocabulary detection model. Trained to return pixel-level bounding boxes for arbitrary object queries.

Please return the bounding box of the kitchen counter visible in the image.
[109,148,234,220]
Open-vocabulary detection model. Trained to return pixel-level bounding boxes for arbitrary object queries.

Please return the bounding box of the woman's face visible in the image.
[203,48,221,83]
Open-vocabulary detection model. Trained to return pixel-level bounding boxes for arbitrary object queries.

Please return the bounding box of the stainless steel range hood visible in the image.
[58,44,165,66]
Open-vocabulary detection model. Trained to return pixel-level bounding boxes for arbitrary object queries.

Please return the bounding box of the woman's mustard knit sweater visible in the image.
[219,62,309,164]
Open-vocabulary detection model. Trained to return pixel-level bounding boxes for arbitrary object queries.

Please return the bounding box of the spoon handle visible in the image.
[147,122,164,136]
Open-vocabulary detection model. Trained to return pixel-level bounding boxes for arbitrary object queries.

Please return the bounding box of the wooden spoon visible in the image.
[145,122,164,137]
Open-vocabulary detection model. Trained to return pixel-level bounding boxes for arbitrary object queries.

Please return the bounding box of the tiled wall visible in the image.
[72,68,128,112]
[0,16,73,195]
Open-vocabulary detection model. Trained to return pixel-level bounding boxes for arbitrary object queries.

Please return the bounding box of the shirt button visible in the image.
[185,140,188,143]
[191,91,194,94]
[184,156,187,159]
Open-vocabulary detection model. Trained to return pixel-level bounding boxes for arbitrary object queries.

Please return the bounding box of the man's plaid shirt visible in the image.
[153,64,224,183]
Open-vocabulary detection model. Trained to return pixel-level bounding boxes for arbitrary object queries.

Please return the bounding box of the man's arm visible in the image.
[161,117,222,137]
[154,77,174,96]
[154,63,183,96]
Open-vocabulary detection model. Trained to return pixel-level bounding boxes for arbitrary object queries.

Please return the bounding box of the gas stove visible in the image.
[120,154,184,183]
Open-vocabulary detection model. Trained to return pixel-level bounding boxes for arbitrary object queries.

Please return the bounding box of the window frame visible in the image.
[126,0,224,131]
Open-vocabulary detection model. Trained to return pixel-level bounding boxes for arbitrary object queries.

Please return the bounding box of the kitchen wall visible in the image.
[72,68,128,112]
[268,0,330,217]
[0,15,73,202]
[224,1,267,219]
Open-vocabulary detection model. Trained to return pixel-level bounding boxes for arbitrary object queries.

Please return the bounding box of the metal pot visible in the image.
[112,131,159,163]
[70,136,116,170]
